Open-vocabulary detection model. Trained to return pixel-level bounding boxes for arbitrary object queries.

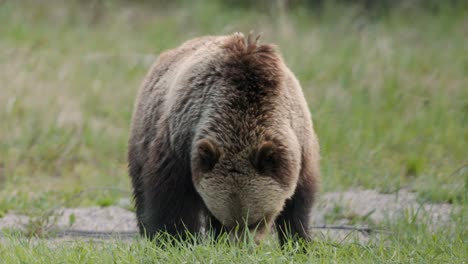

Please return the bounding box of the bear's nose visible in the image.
[248,219,262,230]
[227,192,261,226]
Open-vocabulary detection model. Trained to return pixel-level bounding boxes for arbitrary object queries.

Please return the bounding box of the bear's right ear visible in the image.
[196,139,220,173]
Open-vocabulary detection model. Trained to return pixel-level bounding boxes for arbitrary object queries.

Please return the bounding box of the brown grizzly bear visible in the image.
[128,32,320,245]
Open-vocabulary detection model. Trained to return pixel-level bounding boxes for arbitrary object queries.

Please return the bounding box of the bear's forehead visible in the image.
[200,119,270,150]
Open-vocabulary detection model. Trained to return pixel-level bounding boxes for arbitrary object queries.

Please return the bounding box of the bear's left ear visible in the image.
[252,141,280,174]
[195,139,220,173]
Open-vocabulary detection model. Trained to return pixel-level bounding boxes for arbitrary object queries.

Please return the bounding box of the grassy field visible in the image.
[1,216,466,264]
[0,0,466,262]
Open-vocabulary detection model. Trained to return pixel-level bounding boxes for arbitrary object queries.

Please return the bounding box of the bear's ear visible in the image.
[252,141,280,174]
[196,139,220,173]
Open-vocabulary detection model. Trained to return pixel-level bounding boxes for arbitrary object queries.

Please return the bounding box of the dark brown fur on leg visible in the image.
[128,144,146,233]
[275,186,314,247]
[135,135,206,242]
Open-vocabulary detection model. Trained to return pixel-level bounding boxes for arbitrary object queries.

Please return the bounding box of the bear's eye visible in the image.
[196,139,220,173]
[252,141,280,174]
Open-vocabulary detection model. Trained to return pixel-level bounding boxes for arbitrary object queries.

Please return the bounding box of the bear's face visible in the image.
[191,138,299,233]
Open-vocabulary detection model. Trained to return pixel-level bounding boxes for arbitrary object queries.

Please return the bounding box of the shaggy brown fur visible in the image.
[128,32,320,245]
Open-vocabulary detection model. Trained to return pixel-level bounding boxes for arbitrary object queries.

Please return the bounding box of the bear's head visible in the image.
[191,134,300,240]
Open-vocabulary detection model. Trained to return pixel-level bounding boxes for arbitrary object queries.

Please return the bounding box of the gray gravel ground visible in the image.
[0,189,458,245]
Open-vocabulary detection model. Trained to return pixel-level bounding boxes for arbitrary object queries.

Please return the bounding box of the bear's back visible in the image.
[128,36,227,163]
[129,33,318,169]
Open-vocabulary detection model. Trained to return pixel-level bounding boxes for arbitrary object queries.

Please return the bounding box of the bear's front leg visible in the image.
[275,180,316,247]
[138,151,206,242]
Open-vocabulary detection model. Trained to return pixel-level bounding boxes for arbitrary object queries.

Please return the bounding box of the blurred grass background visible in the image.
[0,0,466,215]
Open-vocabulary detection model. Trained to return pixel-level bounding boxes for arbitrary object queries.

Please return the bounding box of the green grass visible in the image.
[0,0,467,262]
[0,212,466,263]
